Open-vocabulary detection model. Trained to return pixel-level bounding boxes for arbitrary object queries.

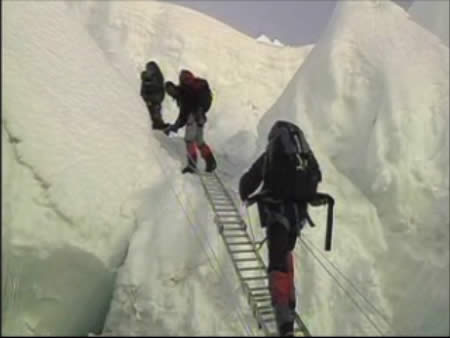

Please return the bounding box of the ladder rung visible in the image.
[216,216,241,220]
[252,294,271,301]
[225,227,246,231]
[228,241,253,246]
[223,234,248,238]
[217,213,239,217]
[216,220,241,225]
[216,207,238,213]
[249,286,269,292]
[230,249,254,253]
[237,264,263,271]
[258,309,273,315]
[223,228,245,232]
[256,304,273,311]
[234,258,258,262]
[253,296,271,302]
[260,312,275,319]
[243,275,268,281]
[218,214,240,218]
[239,266,265,271]
[218,215,240,219]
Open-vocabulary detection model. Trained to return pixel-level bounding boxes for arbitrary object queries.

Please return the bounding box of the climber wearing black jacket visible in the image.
[140,61,169,130]
[164,70,216,174]
[239,121,321,337]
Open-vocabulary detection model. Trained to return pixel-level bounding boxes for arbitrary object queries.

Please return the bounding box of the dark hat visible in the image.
[179,69,194,84]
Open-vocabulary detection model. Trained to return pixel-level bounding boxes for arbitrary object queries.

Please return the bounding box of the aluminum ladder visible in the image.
[198,171,311,337]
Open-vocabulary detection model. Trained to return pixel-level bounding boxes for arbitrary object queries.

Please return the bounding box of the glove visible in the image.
[163,124,178,136]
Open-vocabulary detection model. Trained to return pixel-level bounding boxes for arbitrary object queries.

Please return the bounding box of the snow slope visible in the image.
[258,0,449,335]
[2,0,448,336]
[2,1,164,334]
[65,0,311,154]
[2,0,310,335]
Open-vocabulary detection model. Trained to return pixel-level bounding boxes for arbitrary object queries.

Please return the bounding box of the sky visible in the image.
[3,0,448,336]
[172,0,414,46]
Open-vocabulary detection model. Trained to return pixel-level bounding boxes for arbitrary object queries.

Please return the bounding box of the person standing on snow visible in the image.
[239,120,322,336]
[164,69,217,174]
[140,61,169,130]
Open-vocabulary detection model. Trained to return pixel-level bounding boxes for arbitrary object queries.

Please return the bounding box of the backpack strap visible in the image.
[308,192,335,251]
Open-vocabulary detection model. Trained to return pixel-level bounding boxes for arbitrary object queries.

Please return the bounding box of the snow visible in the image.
[258,0,449,335]
[2,0,448,336]
[257,34,285,47]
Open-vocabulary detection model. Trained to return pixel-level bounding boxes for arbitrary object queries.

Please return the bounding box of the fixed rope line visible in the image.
[124,76,254,334]
[172,146,255,335]
[302,237,394,334]
[152,146,252,336]
[299,238,385,336]
[178,177,255,336]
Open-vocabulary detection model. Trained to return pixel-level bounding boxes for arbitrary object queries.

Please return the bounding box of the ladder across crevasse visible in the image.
[198,172,311,337]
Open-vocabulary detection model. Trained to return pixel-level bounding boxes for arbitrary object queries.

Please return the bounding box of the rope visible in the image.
[158,141,254,336]
[183,138,389,336]
[124,72,253,334]
[180,180,255,336]
[160,120,391,336]
[302,237,394,333]
[299,238,386,336]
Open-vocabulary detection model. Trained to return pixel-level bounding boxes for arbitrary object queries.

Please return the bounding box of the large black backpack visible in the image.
[196,78,212,113]
[263,120,322,202]
[180,74,212,114]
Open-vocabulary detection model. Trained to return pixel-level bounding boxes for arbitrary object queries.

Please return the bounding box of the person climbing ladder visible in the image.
[164,69,217,174]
